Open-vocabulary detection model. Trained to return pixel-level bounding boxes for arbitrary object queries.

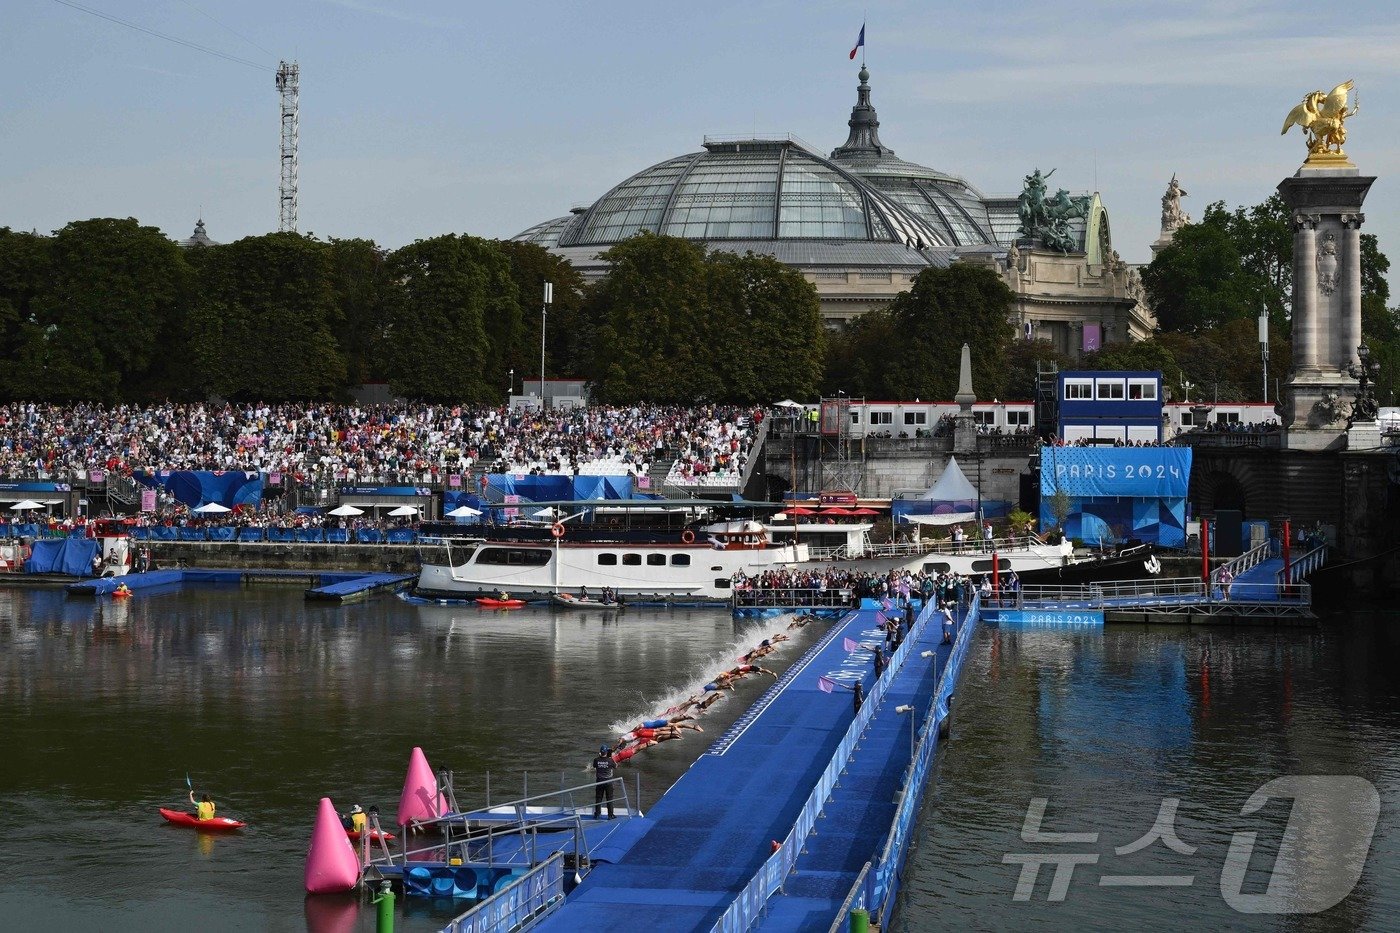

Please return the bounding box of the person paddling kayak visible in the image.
[189,790,216,821]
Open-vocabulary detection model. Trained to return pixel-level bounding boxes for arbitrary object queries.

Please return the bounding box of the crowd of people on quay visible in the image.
[0,401,761,487]
[732,564,1022,609]
[1042,435,1171,448]
[1194,419,1282,435]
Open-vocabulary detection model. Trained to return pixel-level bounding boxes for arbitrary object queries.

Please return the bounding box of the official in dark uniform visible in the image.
[592,745,616,819]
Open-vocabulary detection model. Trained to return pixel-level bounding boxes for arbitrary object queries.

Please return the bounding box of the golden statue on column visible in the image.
[1281,80,1358,167]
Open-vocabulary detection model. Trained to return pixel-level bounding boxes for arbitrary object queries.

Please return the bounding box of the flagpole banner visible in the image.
[849,23,865,60]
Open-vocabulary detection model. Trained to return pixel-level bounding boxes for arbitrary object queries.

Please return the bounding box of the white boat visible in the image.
[414,506,1077,602]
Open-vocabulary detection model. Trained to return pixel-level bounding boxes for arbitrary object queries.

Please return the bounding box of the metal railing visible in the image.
[1279,544,1328,585]
[1219,540,1272,578]
[440,852,565,933]
[1005,576,1311,609]
[805,534,1046,564]
[867,593,979,925]
[708,597,950,933]
[731,587,854,610]
[369,775,636,877]
[826,861,873,933]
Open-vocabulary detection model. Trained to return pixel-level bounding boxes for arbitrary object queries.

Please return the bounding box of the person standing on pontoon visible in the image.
[591,745,616,819]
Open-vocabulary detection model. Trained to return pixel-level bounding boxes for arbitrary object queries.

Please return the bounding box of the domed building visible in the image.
[516,68,1153,352]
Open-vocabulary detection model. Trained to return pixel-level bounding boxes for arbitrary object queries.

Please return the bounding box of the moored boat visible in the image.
[550,593,622,610]
[413,500,1095,602]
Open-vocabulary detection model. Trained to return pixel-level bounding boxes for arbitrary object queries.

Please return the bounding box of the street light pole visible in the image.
[540,282,552,408]
[1258,306,1269,404]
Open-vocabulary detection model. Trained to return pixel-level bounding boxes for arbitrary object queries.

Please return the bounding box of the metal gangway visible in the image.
[355,769,643,933]
[992,576,1313,619]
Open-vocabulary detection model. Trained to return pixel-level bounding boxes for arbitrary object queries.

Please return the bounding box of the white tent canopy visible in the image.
[10,500,44,511]
[387,505,420,517]
[446,505,482,518]
[918,456,979,502]
[903,512,978,527]
[773,400,804,409]
[328,504,365,517]
[193,502,231,514]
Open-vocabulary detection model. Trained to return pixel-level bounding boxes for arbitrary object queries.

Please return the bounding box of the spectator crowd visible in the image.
[0,402,761,488]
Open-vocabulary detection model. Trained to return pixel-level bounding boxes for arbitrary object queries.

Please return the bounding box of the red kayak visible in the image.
[346,828,396,842]
[475,598,526,609]
[159,807,246,831]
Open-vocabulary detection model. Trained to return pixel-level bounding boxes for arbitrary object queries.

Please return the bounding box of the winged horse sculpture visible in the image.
[1282,80,1359,160]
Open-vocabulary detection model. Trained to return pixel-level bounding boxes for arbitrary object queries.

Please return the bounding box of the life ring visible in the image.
[681,530,695,544]
[550,522,565,539]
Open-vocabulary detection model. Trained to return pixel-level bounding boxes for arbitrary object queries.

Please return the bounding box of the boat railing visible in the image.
[439,851,566,933]
[804,534,1046,564]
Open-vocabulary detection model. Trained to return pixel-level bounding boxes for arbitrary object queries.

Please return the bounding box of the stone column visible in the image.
[1293,214,1319,371]
[1341,213,1365,370]
[1277,169,1374,450]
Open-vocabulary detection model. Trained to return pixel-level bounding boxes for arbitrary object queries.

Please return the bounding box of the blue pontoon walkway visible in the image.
[538,598,966,932]
[66,568,412,603]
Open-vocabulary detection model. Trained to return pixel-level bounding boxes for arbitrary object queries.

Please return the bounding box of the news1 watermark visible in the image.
[1002,776,1380,914]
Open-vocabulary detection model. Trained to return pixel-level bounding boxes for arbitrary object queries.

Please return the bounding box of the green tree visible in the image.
[26,218,195,399]
[382,234,516,401]
[1142,218,1266,334]
[327,238,392,386]
[582,233,711,403]
[1084,340,1182,385]
[1001,339,1074,400]
[877,264,1016,400]
[497,240,587,390]
[189,233,347,399]
[703,251,824,402]
[0,228,51,397]
[823,309,899,399]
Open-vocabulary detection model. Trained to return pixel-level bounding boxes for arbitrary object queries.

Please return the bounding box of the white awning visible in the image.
[902,511,977,527]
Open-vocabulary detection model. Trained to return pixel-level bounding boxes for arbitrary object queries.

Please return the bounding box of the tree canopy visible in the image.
[825,263,1014,400]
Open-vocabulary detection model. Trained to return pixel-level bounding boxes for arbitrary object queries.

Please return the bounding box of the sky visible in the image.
[4,0,1398,270]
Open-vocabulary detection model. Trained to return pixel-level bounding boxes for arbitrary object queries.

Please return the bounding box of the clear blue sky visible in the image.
[4,0,1397,273]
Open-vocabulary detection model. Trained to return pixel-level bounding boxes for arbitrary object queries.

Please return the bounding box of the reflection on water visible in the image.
[0,587,812,932]
[896,610,1400,931]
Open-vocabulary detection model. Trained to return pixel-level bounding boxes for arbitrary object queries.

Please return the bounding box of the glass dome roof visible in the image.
[546,138,948,249]
[513,67,1022,253]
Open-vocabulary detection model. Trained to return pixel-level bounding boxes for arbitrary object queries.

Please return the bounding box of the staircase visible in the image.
[105,474,142,510]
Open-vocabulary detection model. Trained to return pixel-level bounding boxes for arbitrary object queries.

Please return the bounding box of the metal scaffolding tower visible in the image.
[275,61,299,233]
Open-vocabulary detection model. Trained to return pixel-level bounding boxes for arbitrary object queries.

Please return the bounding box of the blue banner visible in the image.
[338,485,432,496]
[983,608,1104,628]
[1041,448,1191,498]
[0,480,71,492]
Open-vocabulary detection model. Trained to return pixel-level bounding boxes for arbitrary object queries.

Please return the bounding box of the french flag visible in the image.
[849,23,865,60]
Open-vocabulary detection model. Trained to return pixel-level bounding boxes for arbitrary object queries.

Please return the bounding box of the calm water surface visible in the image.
[0,586,812,932]
[896,609,1400,931]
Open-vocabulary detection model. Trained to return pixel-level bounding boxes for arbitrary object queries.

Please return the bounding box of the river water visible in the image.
[3,587,1396,932]
[895,608,1400,931]
[0,586,816,932]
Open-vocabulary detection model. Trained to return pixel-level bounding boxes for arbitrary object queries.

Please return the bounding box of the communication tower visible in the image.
[276,61,299,233]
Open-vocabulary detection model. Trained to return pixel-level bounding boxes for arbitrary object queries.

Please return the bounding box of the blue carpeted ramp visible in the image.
[539,600,951,932]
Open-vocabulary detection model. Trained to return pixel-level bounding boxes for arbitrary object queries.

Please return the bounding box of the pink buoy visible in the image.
[305,797,360,894]
[396,746,445,826]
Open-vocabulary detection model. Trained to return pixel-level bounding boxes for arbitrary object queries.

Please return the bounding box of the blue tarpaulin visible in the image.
[482,475,634,503]
[26,537,99,575]
[133,471,263,509]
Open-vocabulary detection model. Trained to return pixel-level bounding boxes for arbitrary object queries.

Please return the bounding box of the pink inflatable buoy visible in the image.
[396,746,445,827]
[305,797,360,894]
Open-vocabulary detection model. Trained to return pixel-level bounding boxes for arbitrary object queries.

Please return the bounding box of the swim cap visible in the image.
[600,745,610,755]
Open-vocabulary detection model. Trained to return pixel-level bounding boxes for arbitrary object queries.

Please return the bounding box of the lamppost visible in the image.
[1258,306,1269,404]
[508,368,514,399]
[895,704,915,771]
[540,282,552,408]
